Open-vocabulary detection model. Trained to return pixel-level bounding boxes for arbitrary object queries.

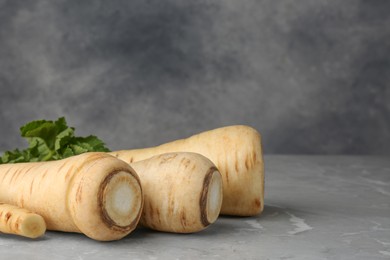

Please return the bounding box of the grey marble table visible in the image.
[1,155,389,260]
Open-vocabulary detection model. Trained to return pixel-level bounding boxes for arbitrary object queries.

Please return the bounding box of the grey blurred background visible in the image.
[0,0,389,154]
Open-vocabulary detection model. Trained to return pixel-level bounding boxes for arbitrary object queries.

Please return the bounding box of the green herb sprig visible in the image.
[0,117,110,164]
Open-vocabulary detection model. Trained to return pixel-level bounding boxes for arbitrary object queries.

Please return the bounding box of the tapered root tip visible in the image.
[205,170,223,225]
[101,171,143,229]
[21,214,46,239]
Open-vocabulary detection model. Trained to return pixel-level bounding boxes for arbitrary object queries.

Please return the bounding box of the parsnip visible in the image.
[0,203,46,238]
[110,125,264,216]
[0,152,143,241]
[130,152,223,233]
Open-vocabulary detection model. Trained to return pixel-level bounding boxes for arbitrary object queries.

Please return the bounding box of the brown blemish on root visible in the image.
[245,156,250,170]
[9,168,21,184]
[199,167,218,227]
[234,150,239,173]
[20,196,25,208]
[1,167,13,182]
[30,178,35,195]
[19,167,32,182]
[180,158,191,169]
[5,212,12,222]
[158,154,178,165]
[129,157,134,163]
[24,165,35,175]
[225,168,230,184]
[225,160,229,184]
[156,208,161,224]
[149,202,154,219]
[57,161,67,174]
[180,210,187,228]
[76,184,83,203]
[65,165,75,181]
[254,198,261,209]
[15,217,22,231]
[42,169,48,179]
[38,168,49,192]
[168,199,174,216]
[235,161,239,173]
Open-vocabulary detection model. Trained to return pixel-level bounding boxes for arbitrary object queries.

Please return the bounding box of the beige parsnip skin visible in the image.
[0,152,143,241]
[130,152,223,233]
[0,203,46,239]
[110,125,264,217]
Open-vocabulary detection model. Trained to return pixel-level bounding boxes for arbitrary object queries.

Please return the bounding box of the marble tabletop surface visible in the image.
[1,155,389,260]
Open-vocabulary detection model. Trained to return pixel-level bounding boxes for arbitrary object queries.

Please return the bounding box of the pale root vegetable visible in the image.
[110,125,264,217]
[0,152,143,241]
[0,203,46,239]
[129,152,223,233]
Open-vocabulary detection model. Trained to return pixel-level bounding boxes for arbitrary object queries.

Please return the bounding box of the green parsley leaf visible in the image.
[0,117,111,164]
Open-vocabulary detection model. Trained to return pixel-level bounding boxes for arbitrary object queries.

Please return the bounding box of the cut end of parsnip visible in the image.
[205,170,223,225]
[101,171,143,229]
[20,214,46,239]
